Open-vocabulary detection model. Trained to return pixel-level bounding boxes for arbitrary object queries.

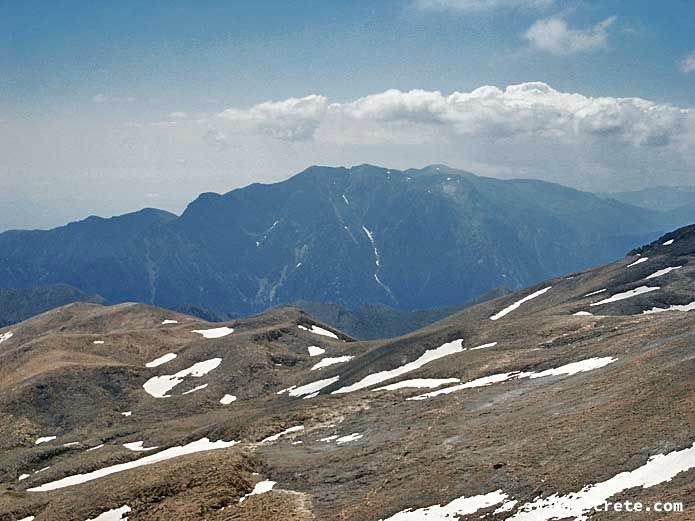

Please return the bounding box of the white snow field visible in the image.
[261,425,304,443]
[142,358,222,398]
[336,433,363,444]
[311,356,354,370]
[643,301,695,314]
[490,287,552,320]
[277,376,340,398]
[627,257,648,267]
[379,490,510,520]
[191,326,234,339]
[145,352,177,368]
[380,441,695,521]
[298,324,339,339]
[86,505,131,521]
[590,286,659,306]
[28,438,238,492]
[220,394,237,405]
[375,378,460,391]
[122,441,158,452]
[239,480,277,503]
[411,357,617,400]
[307,345,326,356]
[181,383,208,395]
[470,342,497,350]
[584,288,607,297]
[508,442,695,520]
[332,339,466,394]
[645,266,682,279]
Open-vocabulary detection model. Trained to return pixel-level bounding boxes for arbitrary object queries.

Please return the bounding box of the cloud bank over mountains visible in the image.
[4,81,695,230]
[216,82,694,152]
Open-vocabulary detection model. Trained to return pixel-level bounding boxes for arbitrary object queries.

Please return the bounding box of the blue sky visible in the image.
[2,0,695,229]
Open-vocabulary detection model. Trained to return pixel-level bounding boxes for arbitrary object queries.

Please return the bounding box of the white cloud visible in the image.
[416,0,553,11]
[679,52,695,74]
[6,81,695,230]
[217,82,691,149]
[524,15,616,55]
[219,94,328,141]
[168,111,188,120]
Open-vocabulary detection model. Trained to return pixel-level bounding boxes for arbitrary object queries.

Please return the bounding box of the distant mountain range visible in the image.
[600,185,695,211]
[0,284,107,328]
[1,164,693,319]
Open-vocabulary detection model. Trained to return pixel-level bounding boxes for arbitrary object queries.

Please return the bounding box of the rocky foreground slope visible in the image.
[2,225,695,520]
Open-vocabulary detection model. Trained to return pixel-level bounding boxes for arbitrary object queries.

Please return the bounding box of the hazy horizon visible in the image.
[3,1,695,229]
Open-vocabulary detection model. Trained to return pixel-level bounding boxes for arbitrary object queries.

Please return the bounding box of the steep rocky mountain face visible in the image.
[0,284,107,328]
[2,226,695,520]
[0,165,686,317]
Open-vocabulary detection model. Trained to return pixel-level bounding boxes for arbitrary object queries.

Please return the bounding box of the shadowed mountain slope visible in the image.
[0,284,108,328]
[0,165,688,317]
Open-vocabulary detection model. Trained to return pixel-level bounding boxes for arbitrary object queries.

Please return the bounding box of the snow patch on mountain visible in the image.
[470,342,497,351]
[298,324,339,339]
[362,225,396,301]
[28,438,238,492]
[262,425,304,443]
[336,433,363,444]
[307,345,326,356]
[182,383,208,395]
[333,339,465,394]
[239,480,276,503]
[191,327,234,339]
[584,288,607,297]
[123,441,158,452]
[508,442,695,521]
[627,257,648,267]
[490,287,552,320]
[278,376,340,397]
[311,356,354,370]
[86,505,131,521]
[645,266,682,279]
[142,358,222,398]
[375,378,460,391]
[643,301,695,314]
[410,357,617,400]
[590,286,659,306]
[379,490,509,521]
[220,394,237,405]
[145,353,177,368]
